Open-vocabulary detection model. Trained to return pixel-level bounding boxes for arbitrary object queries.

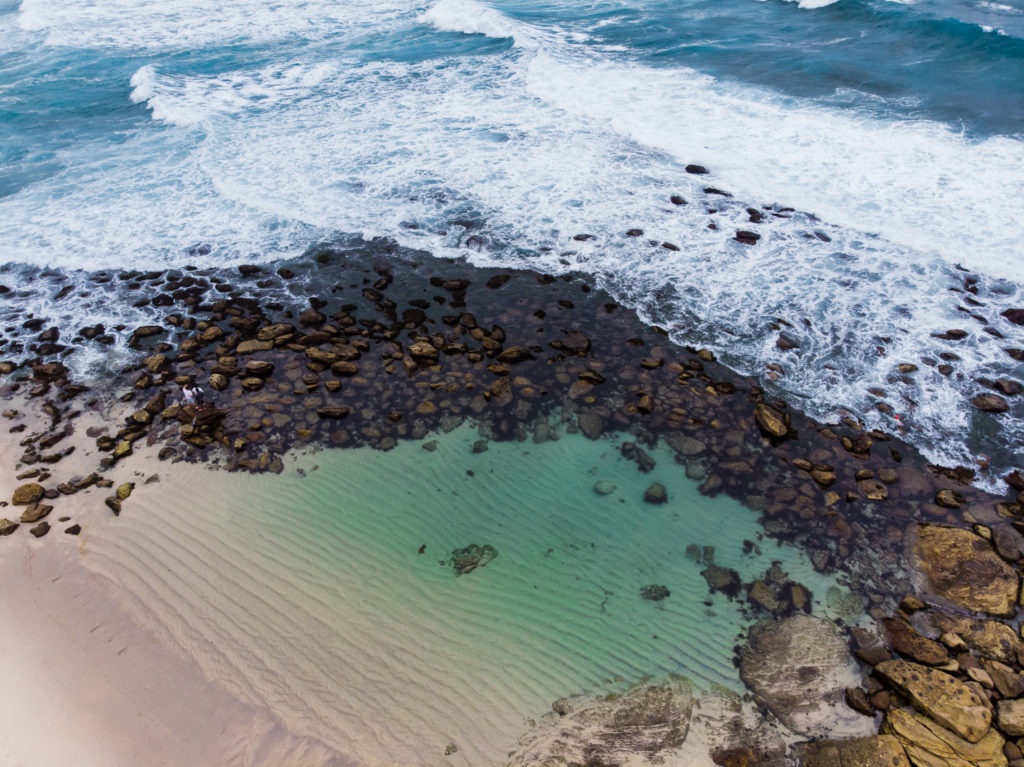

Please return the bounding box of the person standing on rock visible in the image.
[182,382,197,406]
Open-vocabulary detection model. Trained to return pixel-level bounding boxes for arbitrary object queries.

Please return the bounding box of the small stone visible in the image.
[105,496,122,515]
[64,524,81,535]
[593,480,616,495]
[116,482,135,501]
[29,521,50,537]
[0,519,18,536]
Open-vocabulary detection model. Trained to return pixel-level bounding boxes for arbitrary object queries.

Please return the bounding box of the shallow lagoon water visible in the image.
[81,424,868,765]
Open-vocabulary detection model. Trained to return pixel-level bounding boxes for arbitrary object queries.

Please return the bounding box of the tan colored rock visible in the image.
[0,519,18,535]
[910,525,1019,617]
[876,660,991,742]
[882,707,1005,767]
[236,339,273,355]
[754,402,789,438]
[116,482,135,501]
[113,441,133,460]
[800,735,911,767]
[12,483,44,505]
[996,699,1024,737]
[931,614,1023,666]
[142,353,166,373]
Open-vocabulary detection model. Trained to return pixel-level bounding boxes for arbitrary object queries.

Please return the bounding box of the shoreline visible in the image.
[0,533,345,767]
[2,245,1024,765]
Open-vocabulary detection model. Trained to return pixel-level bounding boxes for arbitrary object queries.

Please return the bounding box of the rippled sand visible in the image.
[5,425,860,765]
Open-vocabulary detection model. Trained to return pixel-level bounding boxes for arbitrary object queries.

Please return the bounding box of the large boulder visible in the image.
[882,707,1004,767]
[507,677,694,766]
[739,614,862,736]
[908,525,1019,616]
[799,735,910,767]
[875,660,991,743]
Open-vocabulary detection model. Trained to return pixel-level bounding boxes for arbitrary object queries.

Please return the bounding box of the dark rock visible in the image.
[1001,309,1024,326]
[995,379,1023,396]
[29,521,50,537]
[734,230,760,245]
[685,164,709,174]
[702,565,742,598]
[64,524,81,535]
[0,519,18,536]
[776,333,799,350]
[669,195,687,205]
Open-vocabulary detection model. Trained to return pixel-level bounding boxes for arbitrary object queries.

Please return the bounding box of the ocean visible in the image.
[2,0,1023,483]
[2,1,1021,762]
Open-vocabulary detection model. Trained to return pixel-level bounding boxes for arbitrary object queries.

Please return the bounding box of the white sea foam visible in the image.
[17,0,409,50]
[3,0,1023,482]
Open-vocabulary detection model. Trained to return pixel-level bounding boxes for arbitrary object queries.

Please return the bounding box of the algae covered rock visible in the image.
[12,483,44,505]
[450,543,497,575]
[909,525,1019,617]
[507,676,694,766]
[875,659,991,743]
[739,614,861,736]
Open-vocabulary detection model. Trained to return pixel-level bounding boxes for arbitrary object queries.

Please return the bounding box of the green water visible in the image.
[84,423,862,765]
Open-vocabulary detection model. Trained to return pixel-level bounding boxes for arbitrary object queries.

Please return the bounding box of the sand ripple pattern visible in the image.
[82,430,843,766]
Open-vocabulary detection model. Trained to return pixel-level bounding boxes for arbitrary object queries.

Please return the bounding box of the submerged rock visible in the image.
[739,614,860,737]
[450,543,498,575]
[640,584,670,601]
[593,480,616,495]
[507,676,694,767]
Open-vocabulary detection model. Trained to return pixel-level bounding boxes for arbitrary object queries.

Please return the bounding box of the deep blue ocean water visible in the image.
[1,0,1023,482]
